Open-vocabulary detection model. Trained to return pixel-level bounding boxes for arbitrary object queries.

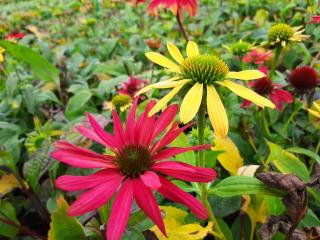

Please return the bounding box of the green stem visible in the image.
[270,46,282,79]
[261,109,271,138]
[197,99,224,239]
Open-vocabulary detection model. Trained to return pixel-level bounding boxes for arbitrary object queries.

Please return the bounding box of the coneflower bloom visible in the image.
[309,16,320,24]
[118,75,148,99]
[241,66,293,111]
[266,23,309,48]
[52,99,216,240]
[136,41,275,138]
[242,49,272,65]
[148,0,198,17]
[289,66,319,91]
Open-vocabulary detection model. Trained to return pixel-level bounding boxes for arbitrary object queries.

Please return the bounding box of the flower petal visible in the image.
[152,161,217,182]
[186,41,199,57]
[112,110,125,146]
[68,174,123,216]
[221,80,275,109]
[135,77,181,96]
[107,180,134,240]
[75,125,107,146]
[125,98,139,144]
[153,145,211,161]
[157,176,208,220]
[145,52,180,72]
[167,42,184,64]
[133,178,166,236]
[226,70,265,81]
[56,169,121,192]
[148,83,186,117]
[207,85,228,138]
[180,83,203,123]
[140,171,162,189]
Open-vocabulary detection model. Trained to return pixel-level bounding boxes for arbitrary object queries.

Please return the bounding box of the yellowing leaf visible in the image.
[212,136,244,175]
[150,206,213,240]
[48,195,86,240]
[0,174,22,197]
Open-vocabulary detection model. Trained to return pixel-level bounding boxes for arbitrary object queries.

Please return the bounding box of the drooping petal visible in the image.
[86,112,120,149]
[153,145,211,161]
[148,83,186,117]
[140,171,161,189]
[221,80,275,109]
[207,85,229,138]
[186,41,199,57]
[56,169,121,192]
[167,42,184,64]
[68,174,123,216]
[107,180,134,240]
[133,177,166,236]
[180,83,203,123]
[157,176,208,220]
[226,70,265,81]
[145,52,180,72]
[135,77,181,96]
[152,161,216,182]
[151,104,179,141]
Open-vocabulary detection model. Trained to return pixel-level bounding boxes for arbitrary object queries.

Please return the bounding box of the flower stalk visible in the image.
[270,45,281,79]
[176,10,189,42]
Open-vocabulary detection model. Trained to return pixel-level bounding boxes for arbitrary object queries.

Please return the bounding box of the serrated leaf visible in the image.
[0,41,59,84]
[23,139,52,190]
[48,195,86,240]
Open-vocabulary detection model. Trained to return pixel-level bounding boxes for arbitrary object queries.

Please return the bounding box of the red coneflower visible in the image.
[148,0,198,17]
[242,66,293,110]
[52,99,216,240]
[5,32,25,40]
[309,16,320,24]
[242,49,272,65]
[118,75,148,99]
[289,66,319,91]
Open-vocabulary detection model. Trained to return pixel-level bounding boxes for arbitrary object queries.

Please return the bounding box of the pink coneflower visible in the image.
[118,75,148,99]
[148,0,198,17]
[5,32,25,40]
[52,99,216,240]
[242,49,272,65]
[241,66,293,110]
[309,16,320,24]
[289,66,319,91]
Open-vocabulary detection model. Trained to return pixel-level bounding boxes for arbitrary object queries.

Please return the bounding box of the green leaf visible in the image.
[0,200,19,238]
[172,180,198,193]
[266,141,310,182]
[48,195,86,240]
[23,139,52,191]
[0,41,59,84]
[127,210,153,232]
[171,132,196,165]
[300,209,320,227]
[65,90,92,118]
[286,147,320,165]
[216,217,233,240]
[209,176,283,197]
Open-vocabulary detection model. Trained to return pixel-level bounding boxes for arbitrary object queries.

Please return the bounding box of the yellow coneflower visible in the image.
[0,47,5,62]
[267,23,309,48]
[104,94,132,112]
[136,41,275,137]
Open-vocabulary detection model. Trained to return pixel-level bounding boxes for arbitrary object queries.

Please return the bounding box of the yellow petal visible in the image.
[226,70,265,81]
[167,42,184,64]
[145,52,180,72]
[221,80,275,109]
[148,83,186,116]
[180,83,203,123]
[186,41,199,58]
[0,54,3,62]
[313,101,320,112]
[212,135,243,175]
[207,85,228,138]
[135,77,181,96]
[308,109,320,118]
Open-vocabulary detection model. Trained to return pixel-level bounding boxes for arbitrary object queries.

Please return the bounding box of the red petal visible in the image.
[75,125,107,146]
[157,176,208,220]
[140,171,161,189]
[125,98,139,144]
[153,145,211,161]
[133,178,166,236]
[107,180,134,240]
[112,110,126,147]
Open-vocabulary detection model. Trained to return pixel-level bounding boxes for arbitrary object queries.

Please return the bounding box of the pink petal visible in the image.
[75,125,107,146]
[274,89,293,103]
[157,176,208,220]
[258,65,268,75]
[140,171,161,189]
[86,112,120,149]
[152,161,216,182]
[107,180,134,240]
[112,110,126,147]
[125,98,139,144]
[55,169,122,191]
[68,174,124,216]
[151,104,179,141]
[153,145,211,161]
[269,92,283,111]
[133,178,166,236]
